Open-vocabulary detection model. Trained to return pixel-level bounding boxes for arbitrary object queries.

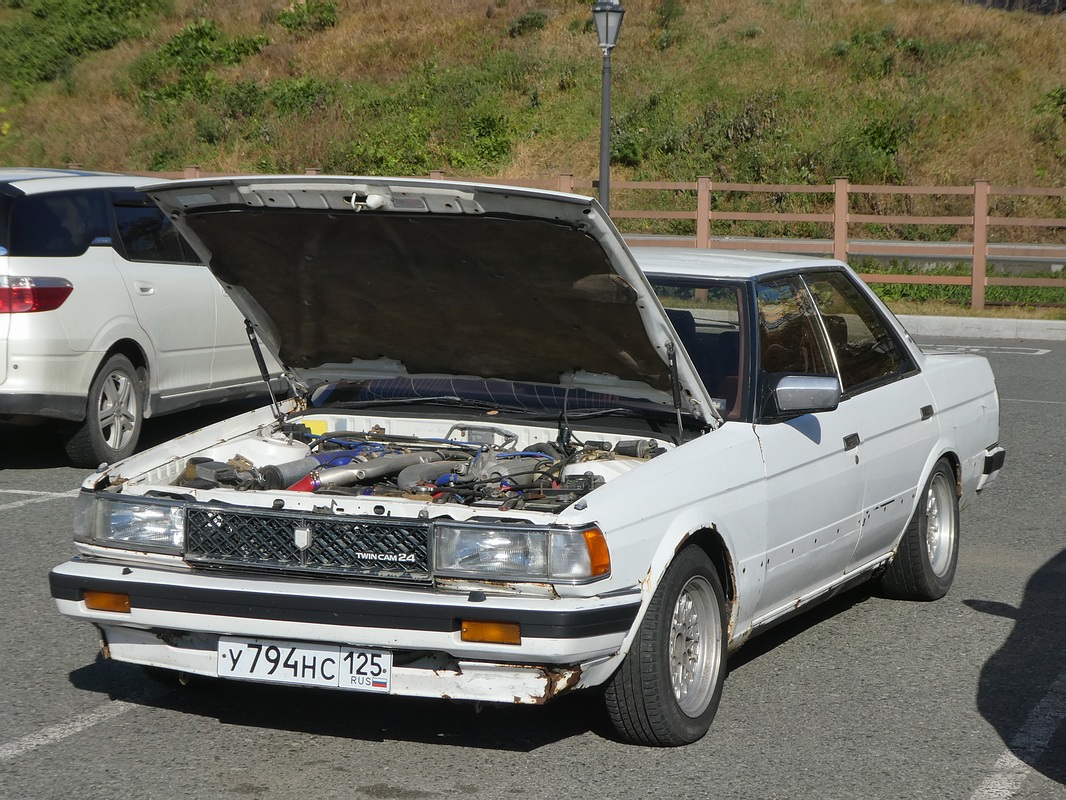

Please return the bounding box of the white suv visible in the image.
[0,168,274,467]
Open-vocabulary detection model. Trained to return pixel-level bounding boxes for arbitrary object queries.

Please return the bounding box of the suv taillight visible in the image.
[0,276,74,313]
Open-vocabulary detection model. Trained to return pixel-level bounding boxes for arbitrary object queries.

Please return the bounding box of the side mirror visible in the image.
[771,374,841,415]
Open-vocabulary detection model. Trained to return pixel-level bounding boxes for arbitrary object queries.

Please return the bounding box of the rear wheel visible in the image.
[63,354,143,468]
[879,457,959,600]
[604,545,728,746]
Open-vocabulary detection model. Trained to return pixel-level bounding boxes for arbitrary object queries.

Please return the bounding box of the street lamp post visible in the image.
[592,0,624,214]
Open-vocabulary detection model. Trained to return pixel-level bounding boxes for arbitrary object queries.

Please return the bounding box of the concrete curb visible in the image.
[897,314,1066,341]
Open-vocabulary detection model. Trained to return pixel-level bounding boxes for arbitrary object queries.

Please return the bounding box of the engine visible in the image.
[171,422,666,513]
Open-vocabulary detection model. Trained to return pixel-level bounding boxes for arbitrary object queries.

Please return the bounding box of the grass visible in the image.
[1,0,1063,187]
[881,299,1066,320]
[0,0,1063,314]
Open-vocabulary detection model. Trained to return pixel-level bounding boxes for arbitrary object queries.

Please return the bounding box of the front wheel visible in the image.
[604,545,728,746]
[63,354,144,468]
[879,457,960,600]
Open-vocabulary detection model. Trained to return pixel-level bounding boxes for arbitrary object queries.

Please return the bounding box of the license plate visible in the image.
[218,636,392,693]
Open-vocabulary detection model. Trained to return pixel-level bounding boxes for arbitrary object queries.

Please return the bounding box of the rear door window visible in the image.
[8,190,109,257]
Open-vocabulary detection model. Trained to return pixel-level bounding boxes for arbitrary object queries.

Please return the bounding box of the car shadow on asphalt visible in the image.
[0,423,71,469]
[67,654,614,751]
[965,549,1066,787]
[725,584,876,672]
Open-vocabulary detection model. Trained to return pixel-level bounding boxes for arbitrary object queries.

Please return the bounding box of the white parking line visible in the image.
[0,489,75,495]
[1001,398,1066,406]
[920,345,1052,356]
[970,670,1066,799]
[0,699,136,762]
[0,488,80,512]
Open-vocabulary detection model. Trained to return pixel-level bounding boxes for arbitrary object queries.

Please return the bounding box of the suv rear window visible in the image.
[8,190,109,257]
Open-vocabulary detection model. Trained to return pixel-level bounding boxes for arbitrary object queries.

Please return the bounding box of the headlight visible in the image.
[433,522,610,583]
[74,492,186,554]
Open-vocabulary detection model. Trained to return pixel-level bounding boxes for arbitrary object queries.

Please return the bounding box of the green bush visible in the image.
[656,0,684,29]
[1037,86,1066,120]
[276,1,338,35]
[859,261,1066,306]
[508,10,547,38]
[0,0,169,91]
[269,76,336,116]
[131,19,269,107]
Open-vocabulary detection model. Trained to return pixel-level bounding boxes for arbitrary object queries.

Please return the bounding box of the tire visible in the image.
[879,457,959,601]
[604,545,728,746]
[63,354,144,468]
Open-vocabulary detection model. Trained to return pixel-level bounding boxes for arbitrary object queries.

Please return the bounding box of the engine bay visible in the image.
[168,418,669,514]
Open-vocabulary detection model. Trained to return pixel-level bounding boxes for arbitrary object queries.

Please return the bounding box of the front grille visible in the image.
[185,506,431,583]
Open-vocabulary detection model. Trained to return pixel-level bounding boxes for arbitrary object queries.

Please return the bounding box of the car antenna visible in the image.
[244,319,283,424]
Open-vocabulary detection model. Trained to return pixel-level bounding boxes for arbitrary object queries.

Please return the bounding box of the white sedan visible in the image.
[50,176,1004,746]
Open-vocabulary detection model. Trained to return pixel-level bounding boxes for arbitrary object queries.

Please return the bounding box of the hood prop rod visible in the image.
[245,319,283,424]
[666,342,686,442]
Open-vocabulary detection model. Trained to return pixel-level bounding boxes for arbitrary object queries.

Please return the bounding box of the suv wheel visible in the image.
[63,354,144,468]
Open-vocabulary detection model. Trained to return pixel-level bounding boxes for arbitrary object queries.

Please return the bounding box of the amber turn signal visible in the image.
[460,619,521,645]
[582,527,611,577]
[83,590,131,613]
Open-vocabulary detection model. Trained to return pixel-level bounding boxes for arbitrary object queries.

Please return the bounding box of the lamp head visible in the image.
[592,0,625,54]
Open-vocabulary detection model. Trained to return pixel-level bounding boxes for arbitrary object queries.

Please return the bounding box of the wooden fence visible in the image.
[158,167,1066,310]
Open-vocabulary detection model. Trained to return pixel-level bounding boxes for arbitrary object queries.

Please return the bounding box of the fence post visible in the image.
[833,177,849,261]
[183,165,201,179]
[696,176,711,249]
[557,173,573,193]
[972,180,989,311]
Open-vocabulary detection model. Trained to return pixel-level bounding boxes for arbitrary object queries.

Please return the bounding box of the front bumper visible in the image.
[49,557,641,704]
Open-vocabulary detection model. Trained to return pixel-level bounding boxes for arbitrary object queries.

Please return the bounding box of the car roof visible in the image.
[0,168,165,195]
[632,246,845,280]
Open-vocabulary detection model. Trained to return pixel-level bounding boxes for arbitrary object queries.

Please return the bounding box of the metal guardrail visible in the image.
[152,167,1066,310]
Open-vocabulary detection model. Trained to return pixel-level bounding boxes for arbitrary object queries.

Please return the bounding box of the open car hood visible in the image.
[143,176,717,426]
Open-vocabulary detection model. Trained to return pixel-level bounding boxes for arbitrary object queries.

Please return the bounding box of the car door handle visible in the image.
[134,281,155,295]
[921,405,934,420]
[843,433,861,451]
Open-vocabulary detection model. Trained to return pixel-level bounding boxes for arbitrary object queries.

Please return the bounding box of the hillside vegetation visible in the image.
[0,0,1064,189]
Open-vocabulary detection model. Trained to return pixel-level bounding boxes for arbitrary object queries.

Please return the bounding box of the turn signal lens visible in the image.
[460,620,521,645]
[83,590,131,613]
[582,527,611,577]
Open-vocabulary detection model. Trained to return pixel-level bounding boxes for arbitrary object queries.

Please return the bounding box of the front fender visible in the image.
[560,423,769,658]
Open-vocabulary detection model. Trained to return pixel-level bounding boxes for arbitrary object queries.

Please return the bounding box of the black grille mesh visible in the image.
[185,506,431,583]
